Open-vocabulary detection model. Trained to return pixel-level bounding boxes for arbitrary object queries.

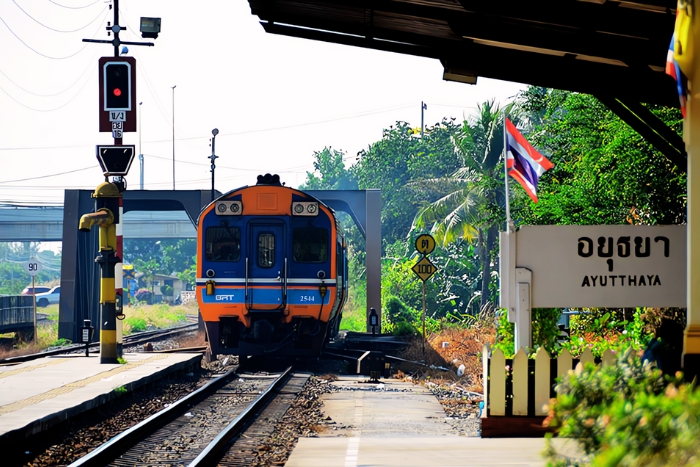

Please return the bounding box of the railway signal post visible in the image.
[81,1,157,361]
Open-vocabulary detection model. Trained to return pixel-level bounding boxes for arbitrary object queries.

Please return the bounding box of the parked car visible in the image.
[21,286,51,296]
[35,286,60,307]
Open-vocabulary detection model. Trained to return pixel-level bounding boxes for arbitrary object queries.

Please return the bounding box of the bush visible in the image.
[494,308,561,358]
[160,285,174,297]
[545,347,700,466]
[125,317,148,333]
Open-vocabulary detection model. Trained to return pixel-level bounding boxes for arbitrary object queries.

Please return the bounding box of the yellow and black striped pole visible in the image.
[79,181,122,364]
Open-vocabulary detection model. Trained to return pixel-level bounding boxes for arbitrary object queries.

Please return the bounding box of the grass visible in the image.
[340,306,366,332]
[0,303,191,359]
[121,303,189,335]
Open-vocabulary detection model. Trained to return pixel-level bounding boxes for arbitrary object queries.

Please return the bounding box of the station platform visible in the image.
[0,351,202,444]
[284,376,581,467]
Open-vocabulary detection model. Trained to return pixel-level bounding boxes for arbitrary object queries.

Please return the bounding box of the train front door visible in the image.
[247,221,287,310]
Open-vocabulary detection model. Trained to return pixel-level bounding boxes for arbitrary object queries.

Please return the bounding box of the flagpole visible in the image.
[504,116,514,233]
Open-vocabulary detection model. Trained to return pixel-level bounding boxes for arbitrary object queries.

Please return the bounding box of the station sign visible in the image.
[513,225,686,307]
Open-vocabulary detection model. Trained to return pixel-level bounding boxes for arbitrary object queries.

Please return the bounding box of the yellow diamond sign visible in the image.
[412,256,438,282]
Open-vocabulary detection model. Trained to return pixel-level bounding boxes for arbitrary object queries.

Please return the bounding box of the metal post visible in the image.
[210,128,219,201]
[139,101,144,190]
[422,281,426,355]
[113,0,120,57]
[421,101,427,137]
[32,275,36,344]
[172,85,176,190]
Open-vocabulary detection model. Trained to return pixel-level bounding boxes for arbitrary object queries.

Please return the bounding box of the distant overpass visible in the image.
[0,207,196,241]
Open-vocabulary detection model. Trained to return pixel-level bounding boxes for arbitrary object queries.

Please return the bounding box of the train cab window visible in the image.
[293,226,328,262]
[258,233,275,268]
[205,226,241,262]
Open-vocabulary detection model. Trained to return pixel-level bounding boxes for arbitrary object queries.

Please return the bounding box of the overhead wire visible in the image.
[0,6,110,109]
[0,14,90,59]
[49,0,100,9]
[119,7,199,149]
[0,166,95,184]
[12,0,107,33]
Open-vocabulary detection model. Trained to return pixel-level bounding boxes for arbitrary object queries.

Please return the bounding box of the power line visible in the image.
[49,0,100,9]
[0,103,417,150]
[0,14,89,59]
[0,165,95,184]
[12,0,107,33]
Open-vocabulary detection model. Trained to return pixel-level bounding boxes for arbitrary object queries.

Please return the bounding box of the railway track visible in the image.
[65,364,299,467]
[0,322,202,365]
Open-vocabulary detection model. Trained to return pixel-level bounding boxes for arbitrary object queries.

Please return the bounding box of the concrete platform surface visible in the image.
[284,375,581,467]
[285,437,580,467]
[0,351,202,442]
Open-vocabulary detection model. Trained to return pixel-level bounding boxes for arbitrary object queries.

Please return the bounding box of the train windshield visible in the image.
[205,226,241,262]
[292,225,328,262]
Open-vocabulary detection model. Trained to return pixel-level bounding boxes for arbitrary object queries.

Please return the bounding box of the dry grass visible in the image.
[394,325,496,394]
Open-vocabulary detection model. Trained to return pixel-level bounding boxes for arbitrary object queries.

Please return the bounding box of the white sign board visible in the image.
[515,225,686,308]
[24,257,42,276]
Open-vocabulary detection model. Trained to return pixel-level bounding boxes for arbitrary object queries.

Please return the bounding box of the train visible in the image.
[196,174,348,360]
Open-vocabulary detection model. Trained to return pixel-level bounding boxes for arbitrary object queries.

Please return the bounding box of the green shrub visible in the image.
[494,309,515,357]
[125,317,148,333]
[545,347,699,466]
[51,337,72,347]
[160,285,174,297]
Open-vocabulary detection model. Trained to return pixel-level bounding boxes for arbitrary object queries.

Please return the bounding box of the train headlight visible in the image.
[292,201,319,216]
[216,201,242,216]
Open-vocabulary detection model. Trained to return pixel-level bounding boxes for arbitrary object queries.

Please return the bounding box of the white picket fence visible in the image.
[482,345,616,417]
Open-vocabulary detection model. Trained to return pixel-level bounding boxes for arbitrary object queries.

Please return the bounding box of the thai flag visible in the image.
[505,118,553,203]
[666,32,687,118]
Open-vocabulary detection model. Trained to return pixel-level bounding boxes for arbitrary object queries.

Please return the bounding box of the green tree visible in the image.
[300,147,358,190]
[512,88,685,225]
[133,258,159,296]
[411,101,512,309]
[352,119,463,243]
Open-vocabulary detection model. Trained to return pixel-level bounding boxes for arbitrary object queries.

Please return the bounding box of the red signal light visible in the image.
[113,88,122,97]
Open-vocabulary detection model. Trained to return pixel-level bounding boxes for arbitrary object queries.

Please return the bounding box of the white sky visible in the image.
[0,0,527,207]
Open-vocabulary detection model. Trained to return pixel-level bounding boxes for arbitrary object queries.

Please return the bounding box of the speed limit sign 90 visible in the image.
[25,257,41,276]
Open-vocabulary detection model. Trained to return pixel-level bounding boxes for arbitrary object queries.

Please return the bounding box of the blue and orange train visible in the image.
[196,174,348,359]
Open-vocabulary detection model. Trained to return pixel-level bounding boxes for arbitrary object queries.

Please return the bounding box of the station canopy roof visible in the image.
[248,0,685,168]
[248,0,678,107]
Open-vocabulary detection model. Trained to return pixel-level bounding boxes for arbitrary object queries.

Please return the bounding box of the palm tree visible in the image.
[411,100,515,310]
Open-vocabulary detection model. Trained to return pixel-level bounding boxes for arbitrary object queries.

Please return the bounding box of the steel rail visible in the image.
[188,365,294,466]
[0,322,200,364]
[66,365,241,467]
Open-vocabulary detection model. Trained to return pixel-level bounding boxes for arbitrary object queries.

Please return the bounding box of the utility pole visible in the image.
[172,85,176,190]
[421,101,427,137]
